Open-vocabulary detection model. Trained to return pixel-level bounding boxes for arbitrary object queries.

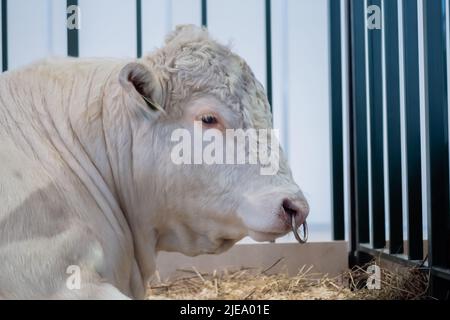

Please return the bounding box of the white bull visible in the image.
[0,25,308,299]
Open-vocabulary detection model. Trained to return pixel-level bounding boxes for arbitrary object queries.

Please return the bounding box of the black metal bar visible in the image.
[136,0,142,58]
[349,0,370,249]
[431,267,450,283]
[67,0,79,57]
[347,0,358,265]
[1,0,7,71]
[423,0,450,299]
[201,0,207,27]
[265,0,273,111]
[329,0,345,241]
[358,244,424,268]
[383,0,403,254]
[401,0,423,261]
[367,0,385,249]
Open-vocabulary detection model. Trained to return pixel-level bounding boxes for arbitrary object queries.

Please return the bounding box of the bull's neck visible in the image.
[61,62,153,295]
[75,65,160,287]
[62,63,124,210]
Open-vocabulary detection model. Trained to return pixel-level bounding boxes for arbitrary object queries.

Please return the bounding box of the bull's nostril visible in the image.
[282,199,299,216]
[282,197,309,243]
[282,197,309,219]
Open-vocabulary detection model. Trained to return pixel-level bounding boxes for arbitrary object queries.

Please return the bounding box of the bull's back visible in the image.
[0,59,135,298]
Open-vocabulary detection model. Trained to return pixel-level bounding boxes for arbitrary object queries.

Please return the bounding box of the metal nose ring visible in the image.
[291,215,308,244]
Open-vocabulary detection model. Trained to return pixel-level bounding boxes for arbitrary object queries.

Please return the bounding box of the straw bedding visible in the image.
[146,259,430,300]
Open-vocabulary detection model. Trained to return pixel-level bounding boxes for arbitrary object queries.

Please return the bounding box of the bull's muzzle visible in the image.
[281,197,309,244]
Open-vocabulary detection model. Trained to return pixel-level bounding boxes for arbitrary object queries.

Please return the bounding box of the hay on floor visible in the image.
[146,259,430,300]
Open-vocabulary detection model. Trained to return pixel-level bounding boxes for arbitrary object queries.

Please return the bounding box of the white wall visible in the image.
[7,0,66,70]
[141,0,201,55]
[142,0,172,53]
[172,0,201,27]
[78,0,136,58]
[208,0,266,89]
[286,0,331,227]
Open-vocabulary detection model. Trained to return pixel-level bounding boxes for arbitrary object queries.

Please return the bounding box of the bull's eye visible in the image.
[201,114,218,125]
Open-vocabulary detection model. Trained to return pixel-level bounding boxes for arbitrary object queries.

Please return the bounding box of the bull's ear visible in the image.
[119,62,165,113]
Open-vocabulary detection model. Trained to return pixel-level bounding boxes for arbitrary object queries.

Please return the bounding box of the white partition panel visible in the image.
[8,0,52,69]
[172,0,201,27]
[78,0,136,58]
[49,0,67,57]
[271,0,289,151]
[142,0,171,54]
[207,0,266,86]
[287,0,331,229]
[142,0,201,54]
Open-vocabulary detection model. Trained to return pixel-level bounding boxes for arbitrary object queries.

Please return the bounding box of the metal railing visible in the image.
[329,0,450,299]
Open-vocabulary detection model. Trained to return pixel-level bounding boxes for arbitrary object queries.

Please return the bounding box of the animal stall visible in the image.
[0,0,449,300]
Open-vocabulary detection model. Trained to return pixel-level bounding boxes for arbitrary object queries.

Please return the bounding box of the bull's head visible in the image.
[115,25,309,259]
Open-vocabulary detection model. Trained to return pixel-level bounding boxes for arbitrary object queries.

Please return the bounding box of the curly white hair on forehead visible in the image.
[141,24,273,130]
